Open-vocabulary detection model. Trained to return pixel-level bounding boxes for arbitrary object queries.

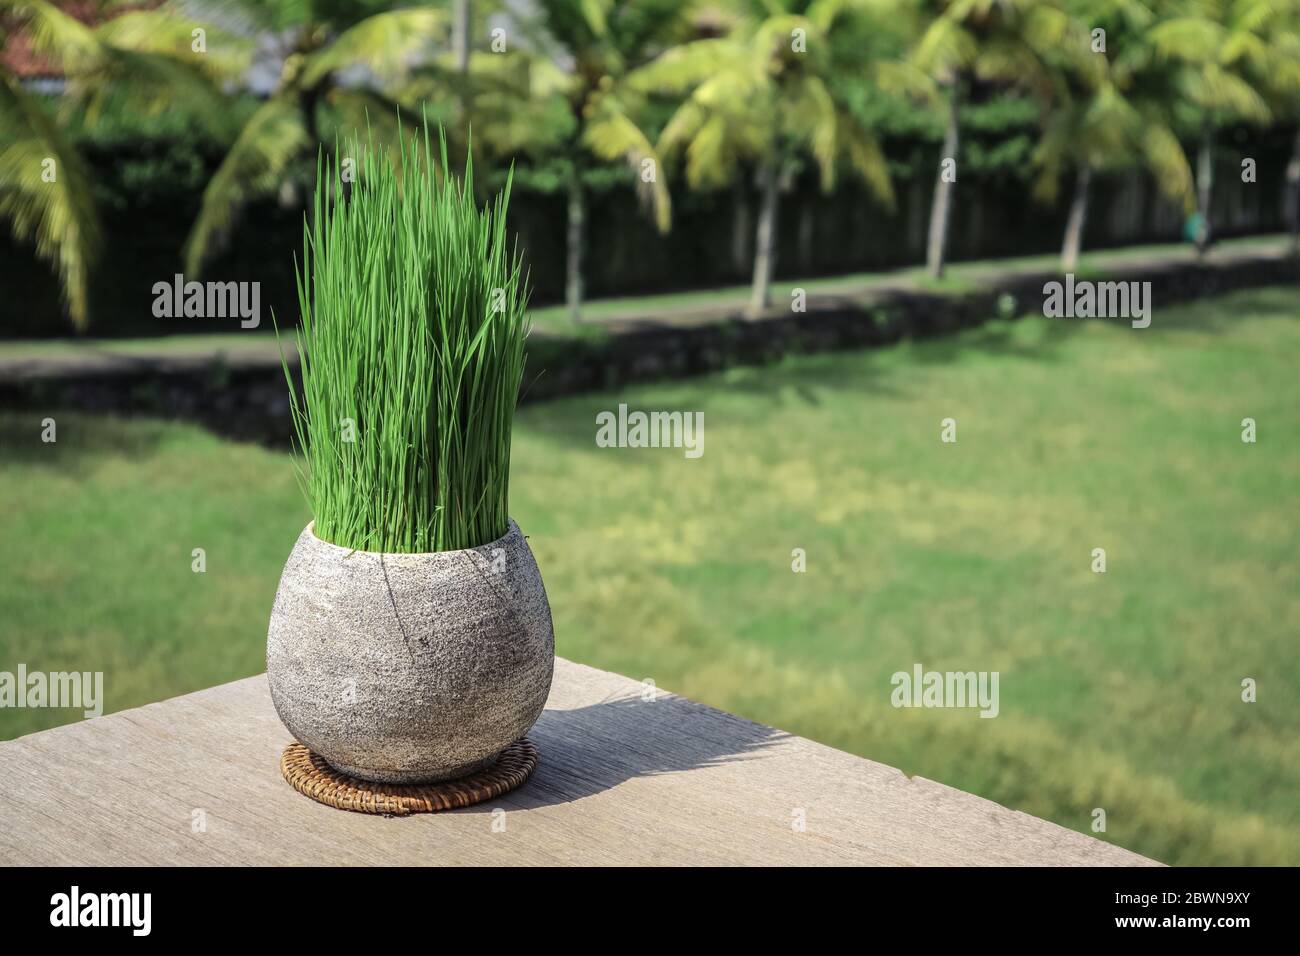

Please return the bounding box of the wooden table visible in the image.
[0,658,1157,866]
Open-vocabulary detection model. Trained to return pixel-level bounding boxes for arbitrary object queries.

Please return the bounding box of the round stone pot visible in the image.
[266,519,554,783]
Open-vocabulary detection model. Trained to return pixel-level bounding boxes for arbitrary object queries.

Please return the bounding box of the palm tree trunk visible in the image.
[1195,133,1214,257]
[926,81,962,278]
[566,166,585,324]
[453,0,471,72]
[453,0,471,125]
[747,163,780,320]
[1061,165,1092,271]
[1285,127,1300,256]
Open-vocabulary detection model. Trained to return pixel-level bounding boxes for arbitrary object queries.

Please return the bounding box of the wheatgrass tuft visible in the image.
[280,121,530,554]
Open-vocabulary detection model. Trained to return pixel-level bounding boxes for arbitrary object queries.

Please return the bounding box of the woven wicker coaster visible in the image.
[280,738,538,816]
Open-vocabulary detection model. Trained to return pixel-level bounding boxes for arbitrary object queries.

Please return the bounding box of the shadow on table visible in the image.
[460,692,786,812]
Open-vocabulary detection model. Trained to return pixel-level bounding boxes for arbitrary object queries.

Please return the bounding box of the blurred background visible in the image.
[1,0,1298,865]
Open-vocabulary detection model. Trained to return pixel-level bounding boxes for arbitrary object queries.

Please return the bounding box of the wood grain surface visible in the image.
[0,658,1158,866]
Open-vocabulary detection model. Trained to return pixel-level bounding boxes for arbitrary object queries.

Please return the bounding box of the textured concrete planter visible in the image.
[266,519,554,783]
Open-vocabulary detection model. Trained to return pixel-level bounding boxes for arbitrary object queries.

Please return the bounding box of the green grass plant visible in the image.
[281,120,530,553]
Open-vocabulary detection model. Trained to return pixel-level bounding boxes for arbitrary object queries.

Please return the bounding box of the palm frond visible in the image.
[840,113,895,208]
[1138,118,1195,209]
[1182,61,1272,120]
[1149,16,1226,62]
[682,114,736,188]
[626,37,736,95]
[94,8,252,82]
[65,47,238,137]
[0,72,99,328]
[300,9,449,88]
[184,97,310,276]
[788,75,838,188]
[582,101,672,232]
[8,0,110,69]
[874,59,941,104]
[911,16,978,76]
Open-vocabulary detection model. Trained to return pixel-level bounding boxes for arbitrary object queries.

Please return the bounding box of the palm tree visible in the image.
[183,1,449,277]
[1038,0,1193,270]
[1148,0,1281,255]
[636,0,896,318]
[905,0,1089,277]
[0,0,244,328]
[426,0,688,323]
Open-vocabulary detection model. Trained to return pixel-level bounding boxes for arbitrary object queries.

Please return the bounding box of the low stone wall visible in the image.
[2,252,1295,445]
[524,252,1298,399]
[3,361,297,445]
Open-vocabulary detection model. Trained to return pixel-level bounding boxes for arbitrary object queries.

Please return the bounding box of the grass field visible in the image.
[2,285,1298,865]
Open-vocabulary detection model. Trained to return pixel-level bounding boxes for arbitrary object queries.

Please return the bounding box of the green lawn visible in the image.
[2,285,1298,865]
